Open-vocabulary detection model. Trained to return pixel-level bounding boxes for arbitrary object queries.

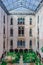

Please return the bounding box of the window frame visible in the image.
[10,18,13,25]
[30,18,32,25]
[29,28,32,36]
[18,18,25,25]
[10,28,13,36]
[29,40,32,49]
[18,26,24,36]
[10,40,13,49]
[17,40,25,47]
[3,15,5,24]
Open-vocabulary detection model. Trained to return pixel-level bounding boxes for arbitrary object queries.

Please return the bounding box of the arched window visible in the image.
[10,18,13,25]
[29,40,32,48]
[38,28,39,35]
[3,40,5,50]
[18,18,25,24]
[37,40,39,50]
[17,40,25,47]
[10,28,13,36]
[38,16,39,23]
[29,28,32,36]
[10,40,13,49]
[18,26,24,36]
[3,26,5,34]
[30,18,32,25]
[3,15,5,24]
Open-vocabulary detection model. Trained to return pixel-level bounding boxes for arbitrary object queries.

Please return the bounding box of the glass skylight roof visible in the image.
[1,0,42,12]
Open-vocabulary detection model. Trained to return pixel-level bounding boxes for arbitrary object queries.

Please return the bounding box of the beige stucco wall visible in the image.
[36,6,43,52]
[8,15,36,51]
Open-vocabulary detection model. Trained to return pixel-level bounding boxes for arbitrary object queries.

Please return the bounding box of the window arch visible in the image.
[18,18,25,24]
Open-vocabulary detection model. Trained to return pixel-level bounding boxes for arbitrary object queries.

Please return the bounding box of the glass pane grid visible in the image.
[1,0,42,12]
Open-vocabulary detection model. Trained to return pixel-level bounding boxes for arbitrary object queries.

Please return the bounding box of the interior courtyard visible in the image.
[0,0,43,65]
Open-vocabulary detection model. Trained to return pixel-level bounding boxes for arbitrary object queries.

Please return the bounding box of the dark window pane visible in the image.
[17,40,20,46]
[3,40,5,49]
[30,40,32,48]
[38,16,39,23]
[3,26,5,34]
[10,28,13,36]
[17,40,25,47]
[23,41,25,46]
[10,40,13,49]
[3,15,5,24]
[18,30,21,36]
[18,18,25,24]
[30,18,32,25]
[18,27,24,36]
[10,18,13,25]
[37,40,39,49]
[29,29,32,36]
[38,28,39,35]
[22,30,24,36]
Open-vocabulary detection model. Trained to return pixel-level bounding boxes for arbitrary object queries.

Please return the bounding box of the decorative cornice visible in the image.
[9,13,35,15]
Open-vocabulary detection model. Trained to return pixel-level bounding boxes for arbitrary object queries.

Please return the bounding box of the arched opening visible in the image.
[15,49,18,53]
[24,49,28,53]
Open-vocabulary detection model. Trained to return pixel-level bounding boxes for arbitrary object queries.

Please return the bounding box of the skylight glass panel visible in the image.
[7,0,12,4]
[2,0,8,6]
[1,0,42,12]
